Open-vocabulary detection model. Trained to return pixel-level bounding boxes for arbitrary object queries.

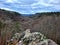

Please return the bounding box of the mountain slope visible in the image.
[0,9,60,45]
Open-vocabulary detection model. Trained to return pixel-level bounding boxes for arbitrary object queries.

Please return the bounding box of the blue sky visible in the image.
[0,0,60,14]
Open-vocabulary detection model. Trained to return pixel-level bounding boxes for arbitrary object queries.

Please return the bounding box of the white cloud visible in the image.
[30,0,60,12]
[48,0,60,4]
[31,6,37,9]
[20,5,30,7]
[19,11,30,14]
[0,0,60,14]
[52,5,60,10]
[31,0,60,7]
[5,0,21,3]
[0,7,15,11]
[6,0,15,3]
[37,10,51,12]
[31,0,53,7]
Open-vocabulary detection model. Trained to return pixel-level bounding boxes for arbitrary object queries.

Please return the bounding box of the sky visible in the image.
[0,0,60,14]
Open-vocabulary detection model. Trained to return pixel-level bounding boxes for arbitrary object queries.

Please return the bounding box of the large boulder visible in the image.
[18,29,58,45]
[8,29,58,45]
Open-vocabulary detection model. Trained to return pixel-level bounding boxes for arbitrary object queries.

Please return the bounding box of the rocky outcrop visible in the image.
[8,29,58,45]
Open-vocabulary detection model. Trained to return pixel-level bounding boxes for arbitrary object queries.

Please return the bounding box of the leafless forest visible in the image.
[0,9,60,45]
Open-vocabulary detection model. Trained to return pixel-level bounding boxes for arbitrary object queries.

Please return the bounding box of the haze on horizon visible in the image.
[0,0,60,14]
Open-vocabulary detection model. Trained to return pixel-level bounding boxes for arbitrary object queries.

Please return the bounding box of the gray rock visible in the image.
[10,29,58,45]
